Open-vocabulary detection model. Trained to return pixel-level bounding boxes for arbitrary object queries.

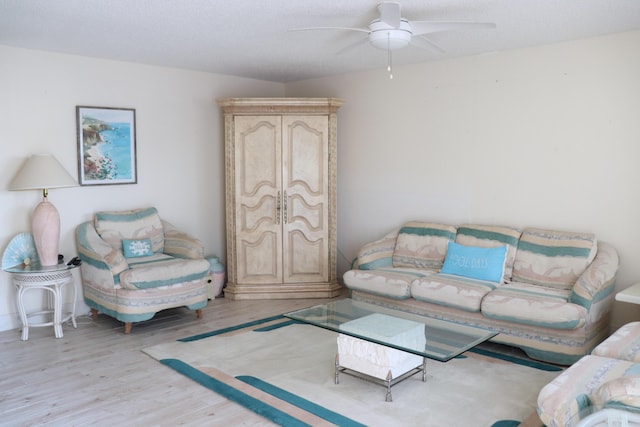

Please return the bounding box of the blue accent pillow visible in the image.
[441,241,507,283]
[122,238,154,258]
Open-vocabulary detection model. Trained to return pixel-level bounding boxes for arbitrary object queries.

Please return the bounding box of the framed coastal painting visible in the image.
[76,106,137,186]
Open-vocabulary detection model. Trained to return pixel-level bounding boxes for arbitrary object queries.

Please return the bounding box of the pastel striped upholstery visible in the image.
[76,207,209,333]
[592,322,640,362]
[512,228,597,290]
[481,282,586,330]
[343,267,434,300]
[411,274,498,312]
[537,355,640,427]
[392,222,456,269]
[455,224,522,282]
[353,229,399,270]
[95,207,165,254]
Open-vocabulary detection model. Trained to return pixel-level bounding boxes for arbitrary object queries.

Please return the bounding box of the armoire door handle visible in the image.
[276,191,281,224]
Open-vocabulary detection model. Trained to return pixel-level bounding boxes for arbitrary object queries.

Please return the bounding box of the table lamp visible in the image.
[8,154,77,266]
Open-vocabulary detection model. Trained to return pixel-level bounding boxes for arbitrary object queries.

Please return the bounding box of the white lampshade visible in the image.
[9,154,77,192]
[9,154,77,266]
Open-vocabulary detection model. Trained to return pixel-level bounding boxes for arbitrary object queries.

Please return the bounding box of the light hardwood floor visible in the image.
[0,295,344,426]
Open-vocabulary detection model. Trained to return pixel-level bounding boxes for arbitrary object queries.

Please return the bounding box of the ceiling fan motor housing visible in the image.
[368,19,412,50]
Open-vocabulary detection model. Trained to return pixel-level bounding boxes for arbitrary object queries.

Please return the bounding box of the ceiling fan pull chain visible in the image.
[387,32,393,79]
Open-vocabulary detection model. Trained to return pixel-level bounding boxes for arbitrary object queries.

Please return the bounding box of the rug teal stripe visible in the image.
[237,375,367,427]
[178,314,285,342]
[468,346,562,371]
[160,358,311,427]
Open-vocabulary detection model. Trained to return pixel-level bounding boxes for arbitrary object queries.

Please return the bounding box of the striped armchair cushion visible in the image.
[512,228,597,290]
[94,207,165,254]
[392,222,457,269]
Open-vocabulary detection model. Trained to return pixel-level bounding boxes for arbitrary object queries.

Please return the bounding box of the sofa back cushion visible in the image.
[455,224,522,282]
[512,228,597,290]
[392,221,457,269]
[94,207,165,254]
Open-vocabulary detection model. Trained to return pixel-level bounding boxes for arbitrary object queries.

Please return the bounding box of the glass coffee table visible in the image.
[285,298,497,401]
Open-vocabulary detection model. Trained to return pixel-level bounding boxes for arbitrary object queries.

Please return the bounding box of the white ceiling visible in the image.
[2,0,640,83]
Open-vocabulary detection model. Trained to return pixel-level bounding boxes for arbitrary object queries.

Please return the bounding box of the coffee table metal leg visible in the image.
[335,354,340,384]
[385,372,393,402]
[422,357,427,382]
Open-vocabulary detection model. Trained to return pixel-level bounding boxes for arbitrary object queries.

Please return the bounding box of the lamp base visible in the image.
[32,197,60,266]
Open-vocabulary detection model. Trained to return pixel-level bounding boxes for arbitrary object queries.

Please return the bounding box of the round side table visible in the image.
[4,262,78,340]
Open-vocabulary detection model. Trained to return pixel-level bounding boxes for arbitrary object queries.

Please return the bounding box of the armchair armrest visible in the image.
[75,221,129,288]
[162,220,204,259]
[570,242,619,321]
[352,228,399,270]
[591,376,640,412]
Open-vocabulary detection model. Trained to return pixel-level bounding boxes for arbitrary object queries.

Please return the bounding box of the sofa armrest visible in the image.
[352,228,399,270]
[75,221,129,288]
[570,242,619,320]
[162,220,204,259]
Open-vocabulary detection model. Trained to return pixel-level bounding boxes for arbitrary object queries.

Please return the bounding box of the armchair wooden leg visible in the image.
[90,308,99,320]
[196,309,203,319]
[124,322,132,334]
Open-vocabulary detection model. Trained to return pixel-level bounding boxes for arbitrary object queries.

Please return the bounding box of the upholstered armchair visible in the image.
[75,207,210,333]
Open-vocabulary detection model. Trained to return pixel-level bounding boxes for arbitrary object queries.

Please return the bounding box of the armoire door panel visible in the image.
[238,231,282,284]
[237,117,280,197]
[284,117,327,196]
[287,194,323,231]
[240,195,277,232]
[286,230,326,281]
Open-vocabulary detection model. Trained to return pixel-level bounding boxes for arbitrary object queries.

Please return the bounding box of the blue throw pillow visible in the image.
[441,241,507,283]
[122,238,154,258]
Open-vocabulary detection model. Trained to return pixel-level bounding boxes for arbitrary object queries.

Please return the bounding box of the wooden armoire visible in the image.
[218,98,345,300]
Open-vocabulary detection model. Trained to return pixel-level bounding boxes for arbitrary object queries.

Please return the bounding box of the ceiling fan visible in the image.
[291,1,496,78]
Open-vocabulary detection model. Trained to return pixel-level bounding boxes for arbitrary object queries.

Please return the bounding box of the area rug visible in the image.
[142,315,561,427]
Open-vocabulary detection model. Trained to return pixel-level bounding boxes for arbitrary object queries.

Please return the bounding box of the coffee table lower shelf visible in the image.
[335,354,426,402]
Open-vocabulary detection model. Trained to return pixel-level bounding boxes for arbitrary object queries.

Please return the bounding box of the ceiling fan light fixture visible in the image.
[368,19,412,50]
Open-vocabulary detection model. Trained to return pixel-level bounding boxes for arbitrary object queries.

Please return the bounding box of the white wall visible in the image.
[0,45,284,332]
[286,30,640,329]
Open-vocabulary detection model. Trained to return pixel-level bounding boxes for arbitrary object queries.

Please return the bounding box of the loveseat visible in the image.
[343,222,619,365]
[76,207,210,333]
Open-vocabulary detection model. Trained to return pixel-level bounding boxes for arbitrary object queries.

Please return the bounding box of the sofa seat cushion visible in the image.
[455,224,522,282]
[119,255,210,290]
[392,222,457,269]
[410,273,499,312]
[537,355,640,427]
[592,322,640,362]
[343,268,435,300]
[481,282,586,330]
[512,228,597,291]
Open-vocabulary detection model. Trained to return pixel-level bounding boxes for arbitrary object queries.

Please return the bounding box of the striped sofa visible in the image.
[343,222,619,365]
[75,207,210,333]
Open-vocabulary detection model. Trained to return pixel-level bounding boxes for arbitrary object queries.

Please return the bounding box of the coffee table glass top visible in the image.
[285,299,497,362]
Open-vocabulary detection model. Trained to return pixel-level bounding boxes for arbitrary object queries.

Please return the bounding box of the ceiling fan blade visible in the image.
[336,36,370,55]
[409,21,496,36]
[289,26,370,34]
[410,35,445,54]
[379,2,401,28]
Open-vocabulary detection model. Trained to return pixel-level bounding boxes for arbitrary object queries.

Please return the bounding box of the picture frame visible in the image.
[76,106,137,186]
